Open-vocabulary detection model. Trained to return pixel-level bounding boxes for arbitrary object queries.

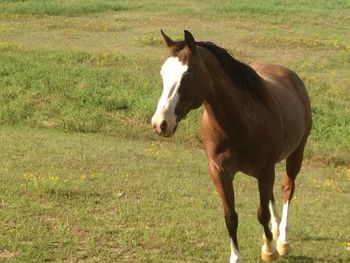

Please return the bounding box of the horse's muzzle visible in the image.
[152,120,177,137]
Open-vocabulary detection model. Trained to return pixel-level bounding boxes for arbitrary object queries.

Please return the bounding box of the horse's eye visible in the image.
[186,70,194,77]
[182,71,194,83]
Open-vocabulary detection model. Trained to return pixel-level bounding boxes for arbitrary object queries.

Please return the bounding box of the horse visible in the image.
[151,30,312,262]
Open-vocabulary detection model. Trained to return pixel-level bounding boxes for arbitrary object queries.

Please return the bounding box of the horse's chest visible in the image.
[200,112,268,175]
[203,139,266,176]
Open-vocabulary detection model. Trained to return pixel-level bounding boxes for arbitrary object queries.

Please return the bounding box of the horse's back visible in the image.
[251,63,310,110]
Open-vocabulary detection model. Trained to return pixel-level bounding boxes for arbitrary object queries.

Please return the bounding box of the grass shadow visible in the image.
[282,255,349,263]
[44,188,103,201]
[281,255,324,262]
[301,236,335,242]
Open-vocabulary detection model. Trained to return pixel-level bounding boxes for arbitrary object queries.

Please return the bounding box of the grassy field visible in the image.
[1,127,349,262]
[0,0,349,262]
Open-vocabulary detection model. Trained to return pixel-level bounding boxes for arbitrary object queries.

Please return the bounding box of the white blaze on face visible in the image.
[151,56,188,136]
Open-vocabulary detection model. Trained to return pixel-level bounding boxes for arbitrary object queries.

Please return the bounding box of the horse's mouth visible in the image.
[155,123,178,138]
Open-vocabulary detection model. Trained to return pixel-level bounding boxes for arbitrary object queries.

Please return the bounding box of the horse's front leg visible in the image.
[208,162,242,263]
[257,164,279,262]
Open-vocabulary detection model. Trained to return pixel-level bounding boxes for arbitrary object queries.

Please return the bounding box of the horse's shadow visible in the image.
[281,255,324,263]
[301,236,334,242]
[281,255,348,263]
[278,235,347,263]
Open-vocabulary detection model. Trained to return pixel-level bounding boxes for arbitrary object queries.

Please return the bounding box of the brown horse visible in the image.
[151,30,312,262]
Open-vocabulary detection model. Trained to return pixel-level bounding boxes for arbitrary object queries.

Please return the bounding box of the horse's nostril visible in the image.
[160,120,167,132]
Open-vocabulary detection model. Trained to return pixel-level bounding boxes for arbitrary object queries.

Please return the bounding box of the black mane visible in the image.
[197,42,267,101]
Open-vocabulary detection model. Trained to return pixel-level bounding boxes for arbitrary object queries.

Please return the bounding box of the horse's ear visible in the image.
[161,29,175,49]
[184,30,196,53]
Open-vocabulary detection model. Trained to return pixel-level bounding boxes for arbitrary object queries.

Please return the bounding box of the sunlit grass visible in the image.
[0,1,349,261]
[0,127,349,262]
[0,0,129,16]
[0,1,348,160]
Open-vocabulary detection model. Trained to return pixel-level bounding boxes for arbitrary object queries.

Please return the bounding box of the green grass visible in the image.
[0,0,349,262]
[1,127,349,262]
[0,0,349,163]
[0,46,160,138]
[0,0,129,16]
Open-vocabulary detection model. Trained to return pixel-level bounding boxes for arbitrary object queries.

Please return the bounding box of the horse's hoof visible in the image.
[261,250,279,262]
[277,242,290,256]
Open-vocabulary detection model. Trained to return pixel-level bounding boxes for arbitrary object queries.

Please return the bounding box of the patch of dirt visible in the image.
[0,249,20,259]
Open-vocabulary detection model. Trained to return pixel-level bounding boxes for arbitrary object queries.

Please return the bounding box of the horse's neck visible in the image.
[198,47,261,144]
[204,76,253,144]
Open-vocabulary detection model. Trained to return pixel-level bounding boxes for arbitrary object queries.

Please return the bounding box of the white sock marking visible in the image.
[277,201,289,244]
[230,239,242,263]
[262,239,277,254]
[268,200,280,240]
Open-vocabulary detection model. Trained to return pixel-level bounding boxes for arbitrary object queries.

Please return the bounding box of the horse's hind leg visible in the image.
[257,164,279,262]
[277,139,307,256]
